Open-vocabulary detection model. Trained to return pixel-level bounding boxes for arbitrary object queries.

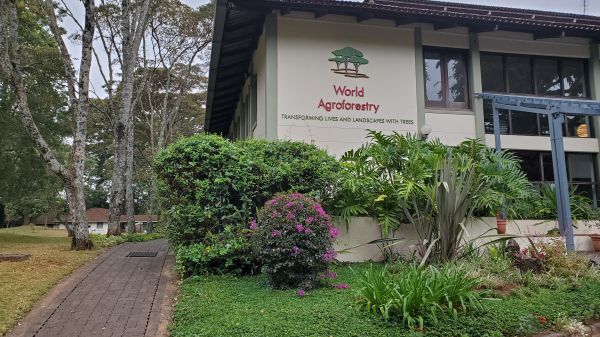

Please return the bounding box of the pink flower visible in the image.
[291,246,301,256]
[304,227,313,235]
[286,213,296,220]
[329,227,340,239]
[270,199,277,206]
[272,211,280,218]
[306,216,314,224]
[249,219,258,230]
[285,202,294,208]
[297,289,306,297]
[319,270,337,279]
[322,248,337,262]
[295,224,305,233]
[271,230,282,238]
[333,283,349,289]
[314,205,326,216]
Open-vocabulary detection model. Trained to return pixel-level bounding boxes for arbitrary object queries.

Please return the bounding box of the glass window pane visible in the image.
[534,58,561,96]
[566,115,590,138]
[513,150,542,181]
[568,154,594,182]
[481,54,505,92]
[506,55,532,94]
[542,152,555,181]
[539,114,550,136]
[447,55,467,103]
[561,59,586,97]
[483,100,509,134]
[510,110,538,135]
[424,52,443,103]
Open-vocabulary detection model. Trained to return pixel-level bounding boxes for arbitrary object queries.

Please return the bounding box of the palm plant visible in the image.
[336,132,533,263]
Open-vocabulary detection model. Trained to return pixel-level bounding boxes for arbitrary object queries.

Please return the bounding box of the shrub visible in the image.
[536,239,589,278]
[239,140,341,210]
[251,193,338,289]
[175,226,258,276]
[91,233,163,248]
[155,134,255,245]
[355,263,484,329]
[155,135,340,247]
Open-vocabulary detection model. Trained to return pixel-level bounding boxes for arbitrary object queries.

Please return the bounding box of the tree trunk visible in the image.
[125,110,135,234]
[22,207,30,227]
[67,183,92,250]
[108,0,151,236]
[0,0,95,250]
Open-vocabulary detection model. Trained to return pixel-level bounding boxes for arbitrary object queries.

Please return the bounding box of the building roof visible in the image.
[205,0,600,134]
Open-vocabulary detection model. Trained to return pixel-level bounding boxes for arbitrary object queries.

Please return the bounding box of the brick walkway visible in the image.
[7,240,176,337]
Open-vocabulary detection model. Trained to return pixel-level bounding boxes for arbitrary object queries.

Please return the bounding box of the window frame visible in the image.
[423,47,470,110]
[481,52,592,138]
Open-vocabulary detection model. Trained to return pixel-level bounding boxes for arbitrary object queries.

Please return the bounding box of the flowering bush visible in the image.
[251,193,338,289]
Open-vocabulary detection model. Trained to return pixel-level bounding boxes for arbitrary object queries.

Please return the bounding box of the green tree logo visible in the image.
[328,47,369,78]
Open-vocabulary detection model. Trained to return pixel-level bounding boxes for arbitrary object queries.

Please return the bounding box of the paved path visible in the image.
[7,240,176,337]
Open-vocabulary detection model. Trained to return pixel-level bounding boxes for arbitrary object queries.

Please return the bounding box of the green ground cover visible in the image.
[170,263,600,337]
[0,226,100,335]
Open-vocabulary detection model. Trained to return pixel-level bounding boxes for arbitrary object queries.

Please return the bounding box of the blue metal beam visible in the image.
[477,92,600,251]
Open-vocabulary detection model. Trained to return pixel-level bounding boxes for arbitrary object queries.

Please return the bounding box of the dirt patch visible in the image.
[0,254,31,262]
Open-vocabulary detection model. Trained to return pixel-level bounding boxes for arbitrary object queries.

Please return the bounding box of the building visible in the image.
[205,0,600,205]
[32,208,159,234]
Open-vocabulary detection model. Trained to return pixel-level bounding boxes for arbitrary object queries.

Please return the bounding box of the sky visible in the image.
[59,0,599,97]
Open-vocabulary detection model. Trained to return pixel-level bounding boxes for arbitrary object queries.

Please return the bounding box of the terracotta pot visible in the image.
[496,218,507,235]
[590,235,600,252]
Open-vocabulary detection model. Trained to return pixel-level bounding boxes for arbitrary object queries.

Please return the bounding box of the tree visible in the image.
[349,55,369,75]
[331,47,364,73]
[0,0,94,249]
[0,1,69,227]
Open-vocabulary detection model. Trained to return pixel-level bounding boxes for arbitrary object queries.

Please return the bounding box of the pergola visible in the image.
[476,93,600,251]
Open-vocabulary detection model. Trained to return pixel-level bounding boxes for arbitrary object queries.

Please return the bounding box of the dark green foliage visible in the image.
[336,132,533,235]
[355,264,484,329]
[251,194,337,289]
[154,134,340,247]
[511,183,600,220]
[155,134,255,245]
[90,233,163,248]
[0,203,5,225]
[170,263,600,337]
[239,140,341,210]
[176,226,258,276]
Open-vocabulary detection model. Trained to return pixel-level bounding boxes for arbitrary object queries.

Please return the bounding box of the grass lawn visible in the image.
[0,226,101,336]
[171,263,600,337]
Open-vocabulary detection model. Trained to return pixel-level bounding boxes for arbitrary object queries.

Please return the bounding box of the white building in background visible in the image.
[205,0,600,205]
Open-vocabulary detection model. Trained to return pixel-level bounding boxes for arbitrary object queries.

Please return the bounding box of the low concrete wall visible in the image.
[333,216,600,262]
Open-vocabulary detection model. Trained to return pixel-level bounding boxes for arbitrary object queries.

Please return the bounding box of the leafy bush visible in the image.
[175,226,258,276]
[355,263,484,329]
[336,131,532,236]
[536,239,589,278]
[91,233,163,248]
[239,140,341,210]
[512,183,600,220]
[155,134,340,246]
[250,193,338,289]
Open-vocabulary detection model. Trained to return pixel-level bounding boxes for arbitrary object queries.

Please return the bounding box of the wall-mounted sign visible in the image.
[277,18,418,155]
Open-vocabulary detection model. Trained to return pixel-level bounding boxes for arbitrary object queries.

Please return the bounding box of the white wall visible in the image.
[276,16,418,156]
[334,217,599,262]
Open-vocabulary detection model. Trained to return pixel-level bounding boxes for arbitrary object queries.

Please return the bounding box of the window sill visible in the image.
[425,107,473,115]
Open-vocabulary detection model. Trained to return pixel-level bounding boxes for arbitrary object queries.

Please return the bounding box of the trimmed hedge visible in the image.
[154,134,340,248]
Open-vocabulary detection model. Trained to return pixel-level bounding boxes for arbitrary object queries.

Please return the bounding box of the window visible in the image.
[423,48,469,109]
[512,150,599,205]
[97,223,104,229]
[482,53,591,137]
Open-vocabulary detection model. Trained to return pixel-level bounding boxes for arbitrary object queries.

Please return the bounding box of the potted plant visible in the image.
[496,211,507,235]
[587,221,600,252]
